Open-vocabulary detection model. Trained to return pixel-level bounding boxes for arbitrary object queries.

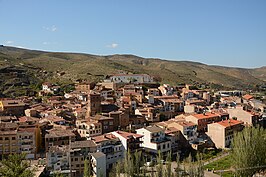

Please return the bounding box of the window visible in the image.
[12,137,16,140]
[5,137,9,140]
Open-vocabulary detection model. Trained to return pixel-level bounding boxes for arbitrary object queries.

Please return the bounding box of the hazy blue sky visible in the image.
[1,0,266,68]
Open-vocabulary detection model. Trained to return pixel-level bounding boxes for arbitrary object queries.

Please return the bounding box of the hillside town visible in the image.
[0,73,265,177]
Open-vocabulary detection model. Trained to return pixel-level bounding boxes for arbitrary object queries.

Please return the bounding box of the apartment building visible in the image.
[227,106,260,126]
[136,125,171,155]
[0,122,18,156]
[91,152,107,177]
[109,74,153,84]
[46,145,71,176]
[207,119,244,148]
[0,99,26,116]
[185,112,223,132]
[70,140,97,177]
[76,119,102,139]
[111,130,143,151]
[90,115,114,134]
[91,133,124,169]
[45,128,76,152]
[17,127,36,159]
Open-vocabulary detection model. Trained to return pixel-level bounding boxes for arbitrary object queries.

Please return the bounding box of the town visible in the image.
[0,73,265,177]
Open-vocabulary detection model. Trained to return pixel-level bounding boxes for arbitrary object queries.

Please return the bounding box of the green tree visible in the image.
[232,127,266,176]
[164,152,173,177]
[124,151,134,177]
[155,151,163,177]
[0,153,35,177]
[84,157,92,177]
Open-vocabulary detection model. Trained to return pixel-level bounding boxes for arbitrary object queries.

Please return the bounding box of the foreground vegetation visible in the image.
[0,154,34,177]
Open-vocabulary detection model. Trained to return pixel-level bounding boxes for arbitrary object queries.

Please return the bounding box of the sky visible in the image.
[0,0,266,68]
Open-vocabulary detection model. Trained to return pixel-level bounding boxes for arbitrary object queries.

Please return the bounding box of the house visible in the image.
[206,119,244,148]
[70,140,98,177]
[90,115,114,134]
[41,82,60,95]
[111,130,143,152]
[76,119,102,139]
[135,107,159,122]
[17,127,37,159]
[164,127,181,154]
[46,145,72,176]
[91,133,124,170]
[109,74,153,84]
[185,112,223,132]
[0,99,26,116]
[136,125,171,155]
[226,106,261,126]
[147,88,160,96]
[45,128,76,152]
[0,122,19,156]
[167,121,198,143]
[75,81,95,92]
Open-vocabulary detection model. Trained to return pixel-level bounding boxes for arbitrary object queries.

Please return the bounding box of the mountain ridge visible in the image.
[0,45,265,97]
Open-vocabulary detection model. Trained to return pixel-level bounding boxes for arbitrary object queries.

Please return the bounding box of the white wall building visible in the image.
[91,152,106,177]
[136,125,171,154]
[109,74,153,84]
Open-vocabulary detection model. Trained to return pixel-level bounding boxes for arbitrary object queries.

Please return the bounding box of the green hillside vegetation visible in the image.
[0,45,265,97]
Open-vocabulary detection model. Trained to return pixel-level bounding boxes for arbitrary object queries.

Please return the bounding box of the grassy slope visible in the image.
[0,46,265,92]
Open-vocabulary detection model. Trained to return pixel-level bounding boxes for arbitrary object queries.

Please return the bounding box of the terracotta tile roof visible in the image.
[18,127,36,133]
[217,119,243,128]
[71,140,97,149]
[193,112,220,119]
[1,100,25,107]
[19,116,39,123]
[91,133,118,143]
[243,94,254,100]
[165,127,180,134]
[0,122,18,130]
[145,125,164,133]
[114,131,143,139]
[178,121,196,127]
[45,128,75,138]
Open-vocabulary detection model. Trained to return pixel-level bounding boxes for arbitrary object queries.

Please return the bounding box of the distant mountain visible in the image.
[0,45,265,97]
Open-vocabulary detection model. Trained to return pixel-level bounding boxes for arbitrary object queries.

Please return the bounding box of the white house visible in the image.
[109,74,153,84]
[136,125,171,154]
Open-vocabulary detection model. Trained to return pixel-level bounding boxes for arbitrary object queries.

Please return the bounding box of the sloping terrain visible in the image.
[0,45,265,97]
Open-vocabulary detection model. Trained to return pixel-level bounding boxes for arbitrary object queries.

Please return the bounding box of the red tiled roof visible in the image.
[178,121,196,127]
[114,131,143,139]
[165,127,180,134]
[243,94,253,100]
[193,112,220,119]
[91,133,117,143]
[217,119,243,128]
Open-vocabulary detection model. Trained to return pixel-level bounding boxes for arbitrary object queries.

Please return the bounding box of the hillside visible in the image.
[0,45,265,97]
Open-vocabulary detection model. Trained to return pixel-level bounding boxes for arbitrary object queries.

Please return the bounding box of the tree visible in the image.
[185,153,204,177]
[155,151,163,177]
[124,150,134,177]
[164,152,173,177]
[84,157,92,177]
[0,153,35,177]
[232,127,266,176]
